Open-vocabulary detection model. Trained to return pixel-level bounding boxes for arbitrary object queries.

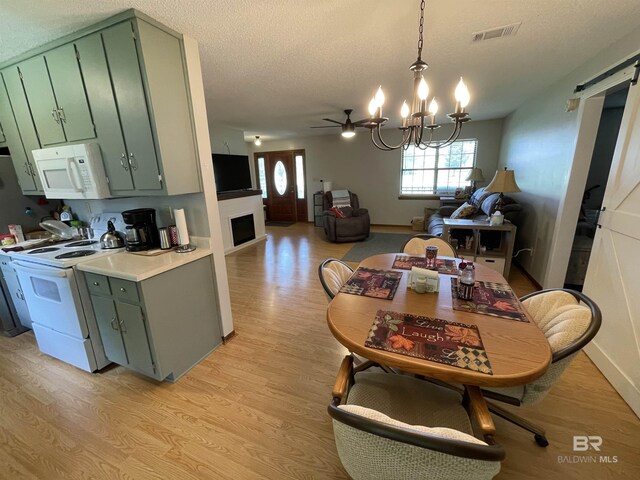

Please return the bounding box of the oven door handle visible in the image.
[11,261,68,278]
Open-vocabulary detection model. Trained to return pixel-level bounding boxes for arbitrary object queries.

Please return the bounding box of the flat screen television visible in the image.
[212,154,252,192]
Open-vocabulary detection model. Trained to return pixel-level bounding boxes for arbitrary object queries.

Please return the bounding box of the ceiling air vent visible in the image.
[472,22,521,43]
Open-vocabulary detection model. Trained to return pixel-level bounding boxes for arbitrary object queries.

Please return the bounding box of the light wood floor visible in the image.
[0,222,638,479]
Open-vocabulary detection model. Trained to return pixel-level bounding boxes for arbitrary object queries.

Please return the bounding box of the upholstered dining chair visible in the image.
[329,355,505,480]
[318,258,354,300]
[402,234,458,258]
[482,289,602,447]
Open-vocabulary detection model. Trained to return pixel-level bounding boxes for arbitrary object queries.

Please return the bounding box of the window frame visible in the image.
[399,138,479,199]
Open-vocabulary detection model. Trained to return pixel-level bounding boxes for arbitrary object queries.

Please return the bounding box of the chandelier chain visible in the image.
[417,0,425,59]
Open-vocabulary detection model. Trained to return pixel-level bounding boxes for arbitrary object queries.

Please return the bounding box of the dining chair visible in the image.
[481,288,602,447]
[402,234,458,258]
[328,355,505,480]
[318,258,354,300]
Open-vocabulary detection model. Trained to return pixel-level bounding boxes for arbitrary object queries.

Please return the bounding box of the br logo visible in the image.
[573,436,603,452]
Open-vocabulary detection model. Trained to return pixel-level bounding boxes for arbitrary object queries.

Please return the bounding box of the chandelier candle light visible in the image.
[365,0,471,151]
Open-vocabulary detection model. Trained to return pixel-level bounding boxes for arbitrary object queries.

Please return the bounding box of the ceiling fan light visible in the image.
[341,130,356,138]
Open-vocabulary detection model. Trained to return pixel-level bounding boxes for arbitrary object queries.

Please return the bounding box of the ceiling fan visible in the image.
[311,109,369,138]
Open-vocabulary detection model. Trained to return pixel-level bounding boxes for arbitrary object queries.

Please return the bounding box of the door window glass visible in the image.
[274,160,287,195]
[257,157,268,198]
[295,154,305,199]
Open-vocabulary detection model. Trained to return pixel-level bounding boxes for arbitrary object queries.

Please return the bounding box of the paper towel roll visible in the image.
[173,208,190,246]
[323,181,333,193]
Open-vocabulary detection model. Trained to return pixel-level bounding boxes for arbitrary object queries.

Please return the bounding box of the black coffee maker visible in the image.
[121,208,159,251]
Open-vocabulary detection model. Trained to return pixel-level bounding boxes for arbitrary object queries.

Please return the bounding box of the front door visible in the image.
[583,79,640,416]
[256,151,301,222]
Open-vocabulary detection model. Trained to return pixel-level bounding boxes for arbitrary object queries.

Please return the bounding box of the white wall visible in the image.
[498,25,640,286]
[249,119,503,225]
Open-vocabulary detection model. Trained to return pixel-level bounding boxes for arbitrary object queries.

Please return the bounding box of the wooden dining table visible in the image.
[326,253,552,388]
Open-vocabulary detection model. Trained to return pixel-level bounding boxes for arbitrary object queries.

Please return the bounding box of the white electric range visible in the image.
[9,213,126,372]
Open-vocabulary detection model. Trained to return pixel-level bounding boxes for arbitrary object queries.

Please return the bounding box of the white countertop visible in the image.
[77,247,212,281]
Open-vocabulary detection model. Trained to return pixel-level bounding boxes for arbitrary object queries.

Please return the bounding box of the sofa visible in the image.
[323,191,370,242]
[427,187,521,237]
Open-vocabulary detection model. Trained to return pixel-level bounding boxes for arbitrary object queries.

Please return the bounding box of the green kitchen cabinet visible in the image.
[0,119,6,144]
[18,44,95,146]
[0,72,42,193]
[83,257,222,381]
[0,10,201,197]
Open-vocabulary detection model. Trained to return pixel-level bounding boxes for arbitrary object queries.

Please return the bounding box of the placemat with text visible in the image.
[339,268,402,300]
[392,255,458,274]
[451,279,529,322]
[365,310,493,375]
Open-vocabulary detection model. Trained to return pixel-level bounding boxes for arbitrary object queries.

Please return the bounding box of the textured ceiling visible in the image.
[1,0,640,141]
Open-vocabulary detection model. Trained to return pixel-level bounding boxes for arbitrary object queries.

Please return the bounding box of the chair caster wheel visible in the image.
[534,434,549,447]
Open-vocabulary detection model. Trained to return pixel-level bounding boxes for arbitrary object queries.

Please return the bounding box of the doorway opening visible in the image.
[564,86,630,290]
[254,150,307,223]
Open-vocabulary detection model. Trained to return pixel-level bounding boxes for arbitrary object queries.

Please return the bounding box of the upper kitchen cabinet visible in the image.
[82,18,200,196]
[0,70,43,193]
[0,119,6,145]
[19,44,96,146]
[0,10,201,197]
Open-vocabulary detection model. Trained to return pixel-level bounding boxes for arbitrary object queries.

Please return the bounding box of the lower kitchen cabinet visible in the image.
[0,255,32,329]
[84,256,222,381]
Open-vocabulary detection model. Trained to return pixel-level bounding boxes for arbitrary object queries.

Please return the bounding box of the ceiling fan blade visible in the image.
[353,118,371,126]
[322,118,344,125]
[310,125,341,128]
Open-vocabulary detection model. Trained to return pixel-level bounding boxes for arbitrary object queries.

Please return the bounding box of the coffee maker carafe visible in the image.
[121,208,159,252]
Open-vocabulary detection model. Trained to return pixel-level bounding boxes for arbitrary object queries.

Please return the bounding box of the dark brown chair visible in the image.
[328,355,505,479]
[322,191,370,242]
[481,289,602,447]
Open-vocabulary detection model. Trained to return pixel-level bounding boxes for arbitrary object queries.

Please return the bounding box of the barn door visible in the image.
[583,79,640,417]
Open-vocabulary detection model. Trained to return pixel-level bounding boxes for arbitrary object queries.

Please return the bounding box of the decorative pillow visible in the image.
[329,206,346,218]
[450,202,477,219]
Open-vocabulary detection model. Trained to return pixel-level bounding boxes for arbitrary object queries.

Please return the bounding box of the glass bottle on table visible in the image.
[458,263,475,301]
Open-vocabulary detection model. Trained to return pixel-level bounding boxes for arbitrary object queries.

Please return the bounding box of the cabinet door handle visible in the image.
[128,153,138,171]
[57,108,66,123]
[27,162,35,177]
[24,162,30,176]
[51,109,61,124]
[120,154,129,171]
[119,287,126,293]
[118,319,127,333]
[93,281,99,286]
[110,318,119,331]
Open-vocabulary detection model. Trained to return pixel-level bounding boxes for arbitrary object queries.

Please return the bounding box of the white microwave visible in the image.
[32,143,111,199]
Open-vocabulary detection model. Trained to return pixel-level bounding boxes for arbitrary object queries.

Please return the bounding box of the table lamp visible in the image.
[485,167,521,213]
[465,167,485,193]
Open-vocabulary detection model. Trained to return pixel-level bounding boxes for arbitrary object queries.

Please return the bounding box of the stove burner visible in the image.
[28,247,61,254]
[54,250,97,259]
[65,240,99,248]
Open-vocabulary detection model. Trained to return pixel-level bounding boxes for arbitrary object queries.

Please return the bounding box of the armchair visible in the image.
[322,191,370,242]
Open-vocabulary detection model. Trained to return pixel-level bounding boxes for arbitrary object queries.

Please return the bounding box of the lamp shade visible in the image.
[465,167,484,182]
[485,169,521,193]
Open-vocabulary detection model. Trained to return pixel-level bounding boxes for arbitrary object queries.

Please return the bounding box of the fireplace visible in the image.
[230,214,256,247]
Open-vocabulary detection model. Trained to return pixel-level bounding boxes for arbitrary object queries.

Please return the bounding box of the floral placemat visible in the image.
[451,279,529,322]
[392,255,458,274]
[365,310,493,375]
[339,268,403,300]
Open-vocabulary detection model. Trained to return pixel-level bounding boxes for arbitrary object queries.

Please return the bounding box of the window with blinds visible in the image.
[400,139,478,196]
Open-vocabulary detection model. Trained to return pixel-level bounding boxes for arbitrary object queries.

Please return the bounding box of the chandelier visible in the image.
[364,0,471,151]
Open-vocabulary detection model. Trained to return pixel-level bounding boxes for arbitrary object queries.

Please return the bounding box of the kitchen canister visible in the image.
[158,227,172,250]
[168,225,179,246]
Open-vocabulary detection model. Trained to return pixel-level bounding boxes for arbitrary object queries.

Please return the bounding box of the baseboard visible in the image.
[584,342,640,419]
[222,330,236,344]
[512,259,542,290]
